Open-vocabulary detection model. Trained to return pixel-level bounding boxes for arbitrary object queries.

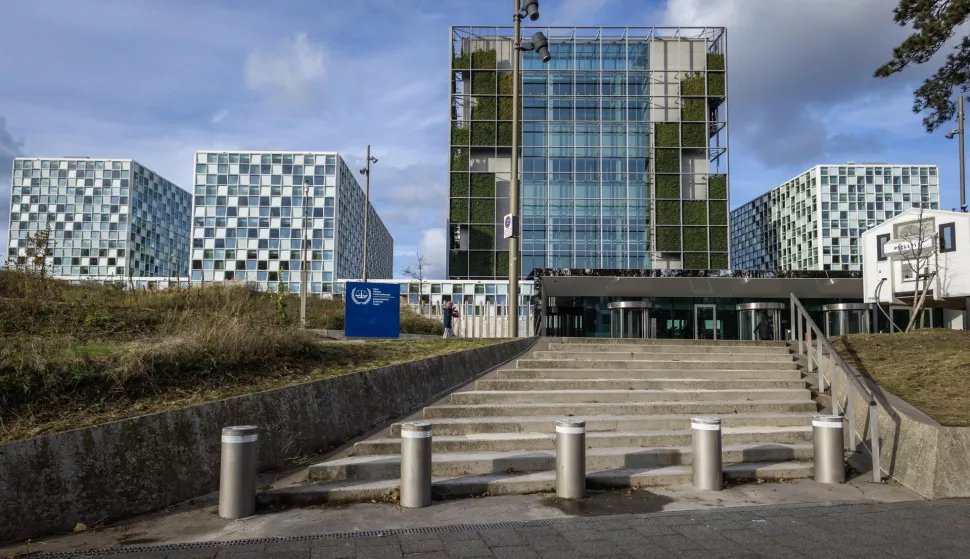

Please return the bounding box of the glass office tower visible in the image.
[190,151,393,293]
[730,163,940,271]
[7,157,190,277]
[448,26,729,279]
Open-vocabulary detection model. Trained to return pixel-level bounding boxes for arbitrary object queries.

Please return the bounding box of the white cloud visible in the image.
[210,109,230,123]
[244,33,329,109]
[418,228,447,279]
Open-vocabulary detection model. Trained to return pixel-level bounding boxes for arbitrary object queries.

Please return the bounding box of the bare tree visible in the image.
[894,206,938,332]
[402,254,430,315]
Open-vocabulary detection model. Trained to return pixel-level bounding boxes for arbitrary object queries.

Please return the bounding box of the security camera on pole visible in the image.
[359,146,378,282]
[508,0,552,338]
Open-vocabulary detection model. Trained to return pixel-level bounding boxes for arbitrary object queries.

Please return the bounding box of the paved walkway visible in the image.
[33,499,970,559]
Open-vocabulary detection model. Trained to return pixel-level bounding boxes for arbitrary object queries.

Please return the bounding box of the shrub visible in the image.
[707,53,725,71]
[472,71,496,95]
[499,97,514,120]
[682,98,705,122]
[449,251,468,275]
[497,122,513,146]
[656,227,681,251]
[709,174,727,199]
[470,225,494,249]
[471,49,497,69]
[655,149,680,173]
[453,50,470,69]
[471,173,495,197]
[684,227,708,252]
[682,123,706,147]
[656,174,680,199]
[681,73,705,96]
[470,199,495,223]
[450,173,468,197]
[472,97,496,120]
[399,307,444,335]
[451,148,468,171]
[499,72,514,95]
[469,252,494,276]
[471,122,496,145]
[709,72,726,96]
[684,252,709,270]
[451,124,469,146]
[709,201,728,225]
[683,201,707,225]
[710,227,728,251]
[656,200,681,225]
[496,251,509,276]
[710,252,729,269]
[450,198,468,222]
[656,123,679,147]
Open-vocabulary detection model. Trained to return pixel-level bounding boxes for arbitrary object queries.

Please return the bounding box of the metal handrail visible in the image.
[790,293,883,483]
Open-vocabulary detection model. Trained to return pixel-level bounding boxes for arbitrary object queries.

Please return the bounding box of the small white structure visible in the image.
[862,208,970,330]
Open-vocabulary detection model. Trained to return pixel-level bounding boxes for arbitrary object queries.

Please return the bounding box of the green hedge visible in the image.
[656,200,681,225]
[682,123,706,147]
[472,97,496,120]
[682,98,705,122]
[470,251,494,276]
[470,225,494,249]
[472,71,496,95]
[707,53,725,71]
[656,227,681,252]
[656,174,680,198]
[684,252,709,270]
[451,148,468,171]
[709,174,727,199]
[682,73,705,96]
[709,72,725,96]
[451,124,469,145]
[471,122,495,145]
[710,252,729,269]
[449,250,468,274]
[453,50,470,69]
[470,199,494,223]
[710,227,728,251]
[497,122,513,145]
[683,201,707,225]
[470,173,495,197]
[656,123,679,147]
[684,227,708,252]
[499,97,514,120]
[496,251,509,276]
[450,198,468,222]
[709,201,728,225]
[472,49,496,69]
[655,149,680,173]
[499,73,513,95]
[450,173,468,197]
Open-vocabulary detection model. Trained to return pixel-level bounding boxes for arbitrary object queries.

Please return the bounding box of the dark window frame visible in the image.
[876,233,891,261]
[939,222,957,253]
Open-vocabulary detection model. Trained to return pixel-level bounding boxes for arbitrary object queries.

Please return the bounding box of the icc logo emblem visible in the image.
[351,287,372,305]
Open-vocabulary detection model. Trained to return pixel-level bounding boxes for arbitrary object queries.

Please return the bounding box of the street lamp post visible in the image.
[300,178,311,327]
[359,146,378,282]
[508,0,551,338]
[946,95,968,213]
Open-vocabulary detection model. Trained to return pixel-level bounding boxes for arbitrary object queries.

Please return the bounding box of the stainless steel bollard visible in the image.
[691,416,723,491]
[555,418,586,499]
[813,414,846,484]
[400,421,433,508]
[219,425,259,519]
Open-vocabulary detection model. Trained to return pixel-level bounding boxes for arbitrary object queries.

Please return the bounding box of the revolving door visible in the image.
[823,303,871,337]
[737,302,784,341]
[608,301,653,339]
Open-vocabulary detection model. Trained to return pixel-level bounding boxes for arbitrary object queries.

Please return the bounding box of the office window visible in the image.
[939,222,956,253]
[876,233,890,261]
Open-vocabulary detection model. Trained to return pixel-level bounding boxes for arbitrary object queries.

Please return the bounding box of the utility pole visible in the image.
[300,178,310,327]
[960,96,966,213]
[508,0,522,338]
[359,145,378,282]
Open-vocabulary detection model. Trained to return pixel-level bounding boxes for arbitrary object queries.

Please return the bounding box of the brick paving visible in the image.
[51,499,970,559]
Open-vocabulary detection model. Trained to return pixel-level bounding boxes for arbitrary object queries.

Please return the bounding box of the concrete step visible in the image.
[532,351,795,363]
[558,338,789,347]
[259,461,814,506]
[307,443,813,482]
[547,343,793,355]
[516,359,800,370]
[500,369,804,380]
[423,400,817,419]
[449,388,812,405]
[389,413,818,436]
[476,378,807,391]
[353,426,813,455]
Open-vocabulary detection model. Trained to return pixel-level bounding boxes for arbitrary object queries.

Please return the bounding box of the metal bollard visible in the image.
[691,416,723,491]
[400,421,433,508]
[219,425,259,519]
[555,418,586,499]
[813,414,846,484]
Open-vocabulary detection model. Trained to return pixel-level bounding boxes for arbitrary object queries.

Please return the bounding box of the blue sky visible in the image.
[0,0,965,278]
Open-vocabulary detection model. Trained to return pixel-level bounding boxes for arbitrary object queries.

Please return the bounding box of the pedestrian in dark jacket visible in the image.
[756,313,772,340]
[442,300,455,338]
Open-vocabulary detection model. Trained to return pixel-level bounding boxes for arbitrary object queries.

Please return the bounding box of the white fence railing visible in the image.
[425,302,535,339]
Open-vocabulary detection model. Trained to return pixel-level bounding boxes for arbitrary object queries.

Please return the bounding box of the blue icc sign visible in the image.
[344,282,401,338]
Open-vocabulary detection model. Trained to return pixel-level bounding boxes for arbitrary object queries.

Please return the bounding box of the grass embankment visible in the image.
[0,270,497,443]
[832,329,970,426]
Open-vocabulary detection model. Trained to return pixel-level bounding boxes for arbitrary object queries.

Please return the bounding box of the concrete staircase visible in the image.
[262,338,817,505]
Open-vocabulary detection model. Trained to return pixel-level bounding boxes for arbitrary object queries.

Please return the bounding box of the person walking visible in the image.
[756,312,772,341]
[442,300,455,339]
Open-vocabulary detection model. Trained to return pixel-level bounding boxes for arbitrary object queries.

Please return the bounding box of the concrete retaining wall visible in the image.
[0,338,536,543]
[309,329,441,340]
[823,351,970,499]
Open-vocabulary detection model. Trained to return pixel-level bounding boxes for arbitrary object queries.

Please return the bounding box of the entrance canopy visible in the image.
[538,275,862,300]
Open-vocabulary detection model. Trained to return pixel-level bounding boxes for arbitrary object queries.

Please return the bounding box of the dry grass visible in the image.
[832,329,970,427]
[0,270,489,443]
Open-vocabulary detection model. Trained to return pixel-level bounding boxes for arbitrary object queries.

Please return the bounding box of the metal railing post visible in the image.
[869,403,882,483]
[797,312,804,354]
[817,343,826,393]
[790,299,796,341]
[846,388,857,451]
[806,326,814,374]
